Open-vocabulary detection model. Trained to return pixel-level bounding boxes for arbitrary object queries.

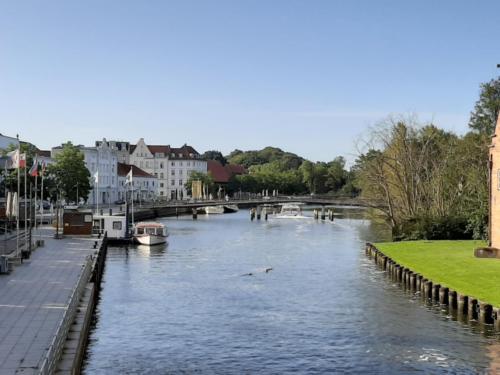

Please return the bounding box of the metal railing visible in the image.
[38,253,93,375]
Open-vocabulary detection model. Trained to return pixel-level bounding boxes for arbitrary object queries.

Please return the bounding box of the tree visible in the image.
[326,157,347,192]
[48,142,91,203]
[202,150,228,166]
[469,77,500,135]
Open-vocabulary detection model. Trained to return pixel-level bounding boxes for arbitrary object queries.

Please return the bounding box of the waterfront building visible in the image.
[207,160,247,196]
[0,133,19,151]
[117,162,157,202]
[129,138,207,200]
[52,139,118,205]
[95,140,131,164]
[489,114,500,249]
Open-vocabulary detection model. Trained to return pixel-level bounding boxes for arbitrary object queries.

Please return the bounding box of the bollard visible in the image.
[176,208,179,218]
[432,284,441,301]
[265,212,268,221]
[448,290,457,310]
[314,209,319,220]
[457,294,468,317]
[257,206,262,220]
[493,308,500,331]
[438,287,449,305]
[192,208,197,220]
[415,274,422,291]
[397,266,403,282]
[420,278,427,295]
[109,208,112,216]
[423,281,432,299]
[479,302,494,325]
[468,298,478,320]
[321,206,326,221]
[409,273,416,291]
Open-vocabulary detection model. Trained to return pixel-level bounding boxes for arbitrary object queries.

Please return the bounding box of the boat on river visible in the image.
[203,205,225,214]
[275,204,306,218]
[133,222,168,245]
[223,204,239,213]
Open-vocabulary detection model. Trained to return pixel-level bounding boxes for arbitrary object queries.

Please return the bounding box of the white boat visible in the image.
[133,222,168,245]
[275,204,305,218]
[223,204,239,213]
[203,205,225,214]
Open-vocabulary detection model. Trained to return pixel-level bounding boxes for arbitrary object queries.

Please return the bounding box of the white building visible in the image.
[129,139,207,200]
[51,139,118,205]
[117,163,157,202]
[0,133,19,151]
[95,140,130,164]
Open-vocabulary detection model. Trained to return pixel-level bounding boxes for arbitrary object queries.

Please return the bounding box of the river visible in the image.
[83,207,500,374]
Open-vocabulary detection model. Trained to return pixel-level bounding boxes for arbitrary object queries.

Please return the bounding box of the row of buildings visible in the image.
[0,133,246,205]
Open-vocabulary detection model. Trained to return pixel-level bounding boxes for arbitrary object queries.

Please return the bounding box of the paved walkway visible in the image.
[0,227,98,374]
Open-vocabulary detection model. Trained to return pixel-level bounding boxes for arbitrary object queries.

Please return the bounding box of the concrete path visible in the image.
[0,227,98,374]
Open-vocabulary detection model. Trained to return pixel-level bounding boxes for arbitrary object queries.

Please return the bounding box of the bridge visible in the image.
[132,195,384,212]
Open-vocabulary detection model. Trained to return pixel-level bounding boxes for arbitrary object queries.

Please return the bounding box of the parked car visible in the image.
[114,199,125,205]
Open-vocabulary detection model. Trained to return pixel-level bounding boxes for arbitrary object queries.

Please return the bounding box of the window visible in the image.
[171,161,175,166]
[155,173,158,178]
[171,180,175,186]
[160,173,164,179]
[179,179,183,185]
[171,170,175,176]
[160,183,164,188]
[113,221,122,230]
[179,170,183,175]
[160,191,164,196]
[160,162,164,168]
[187,162,191,167]
[180,162,183,166]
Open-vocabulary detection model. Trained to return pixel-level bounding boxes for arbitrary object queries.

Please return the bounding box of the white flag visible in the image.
[6,150,19,169]
[12,192,18,218]
[6,192,12,218]
[94,171,99,183]
[126,167,133,185]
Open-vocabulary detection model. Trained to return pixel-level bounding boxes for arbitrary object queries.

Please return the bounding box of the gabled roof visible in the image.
[117,162,156,178]
[207,160,247,183]
[130,141,201,159]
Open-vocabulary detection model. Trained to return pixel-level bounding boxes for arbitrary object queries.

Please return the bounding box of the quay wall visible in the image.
[54,236,109,374]
[365,243,500,331]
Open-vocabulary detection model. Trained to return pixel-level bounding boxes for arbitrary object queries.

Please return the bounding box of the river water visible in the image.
[83,208,500,374]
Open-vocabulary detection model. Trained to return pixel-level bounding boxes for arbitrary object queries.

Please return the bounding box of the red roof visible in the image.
[130,143,200,159]
[117,163,155,178]
[207,160,247,183]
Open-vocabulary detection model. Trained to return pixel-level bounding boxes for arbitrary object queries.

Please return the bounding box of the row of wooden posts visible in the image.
[365,243,500,330]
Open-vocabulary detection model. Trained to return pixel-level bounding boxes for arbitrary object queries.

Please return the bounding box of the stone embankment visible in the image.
[365,243,500,331]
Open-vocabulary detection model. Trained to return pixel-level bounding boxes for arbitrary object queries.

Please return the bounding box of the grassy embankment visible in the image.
[375,240,500,307]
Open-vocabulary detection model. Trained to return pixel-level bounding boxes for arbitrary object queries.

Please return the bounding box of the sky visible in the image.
[0,0,499,163]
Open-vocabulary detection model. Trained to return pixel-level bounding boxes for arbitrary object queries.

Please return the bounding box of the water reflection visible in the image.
[84,208,499,374]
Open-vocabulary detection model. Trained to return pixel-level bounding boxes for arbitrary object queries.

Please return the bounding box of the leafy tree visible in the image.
[469,77,500,135]
[202,150,228,165]
[48,142,91,203]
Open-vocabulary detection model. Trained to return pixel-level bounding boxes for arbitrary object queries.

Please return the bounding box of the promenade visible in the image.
[0,227,99,374]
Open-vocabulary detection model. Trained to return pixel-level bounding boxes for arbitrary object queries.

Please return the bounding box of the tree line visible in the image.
[354,77,500,240]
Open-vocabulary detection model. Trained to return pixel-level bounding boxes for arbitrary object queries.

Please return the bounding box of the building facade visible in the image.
[490,114,500,249]
[52,139,118,205]
[95,140,130,164]
[117,163,157,202]
[129,139,207,200]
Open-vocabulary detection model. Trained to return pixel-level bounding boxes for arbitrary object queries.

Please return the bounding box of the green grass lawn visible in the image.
[375,240,500,307]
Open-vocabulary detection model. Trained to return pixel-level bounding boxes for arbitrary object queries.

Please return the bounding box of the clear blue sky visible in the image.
[1,1,499,163]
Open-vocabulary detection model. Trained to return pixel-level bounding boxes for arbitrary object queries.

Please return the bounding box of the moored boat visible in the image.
[203,205,225,214]
[223,204,239,213]
[275,204,305,218]
[133,222,168,245]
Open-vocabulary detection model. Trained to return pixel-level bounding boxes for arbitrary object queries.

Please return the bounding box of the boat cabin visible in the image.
[92,215,128,239]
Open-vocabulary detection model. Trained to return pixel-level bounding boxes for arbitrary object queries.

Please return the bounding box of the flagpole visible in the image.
[40,164,44,239]
[34,168,37,234]
[16,138,20,259]
[24,160,27,251]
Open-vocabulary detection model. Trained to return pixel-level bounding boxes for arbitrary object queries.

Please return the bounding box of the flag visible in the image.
[12,192,18,218]
[29,158,38,177]
[94,170,99,183]
[6,150,19,169]
[19,153,26,168]
[126,167,133,185]
[41,160,47,176]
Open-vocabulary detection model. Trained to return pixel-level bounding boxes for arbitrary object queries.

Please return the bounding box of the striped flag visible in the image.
[29,158,38,177]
